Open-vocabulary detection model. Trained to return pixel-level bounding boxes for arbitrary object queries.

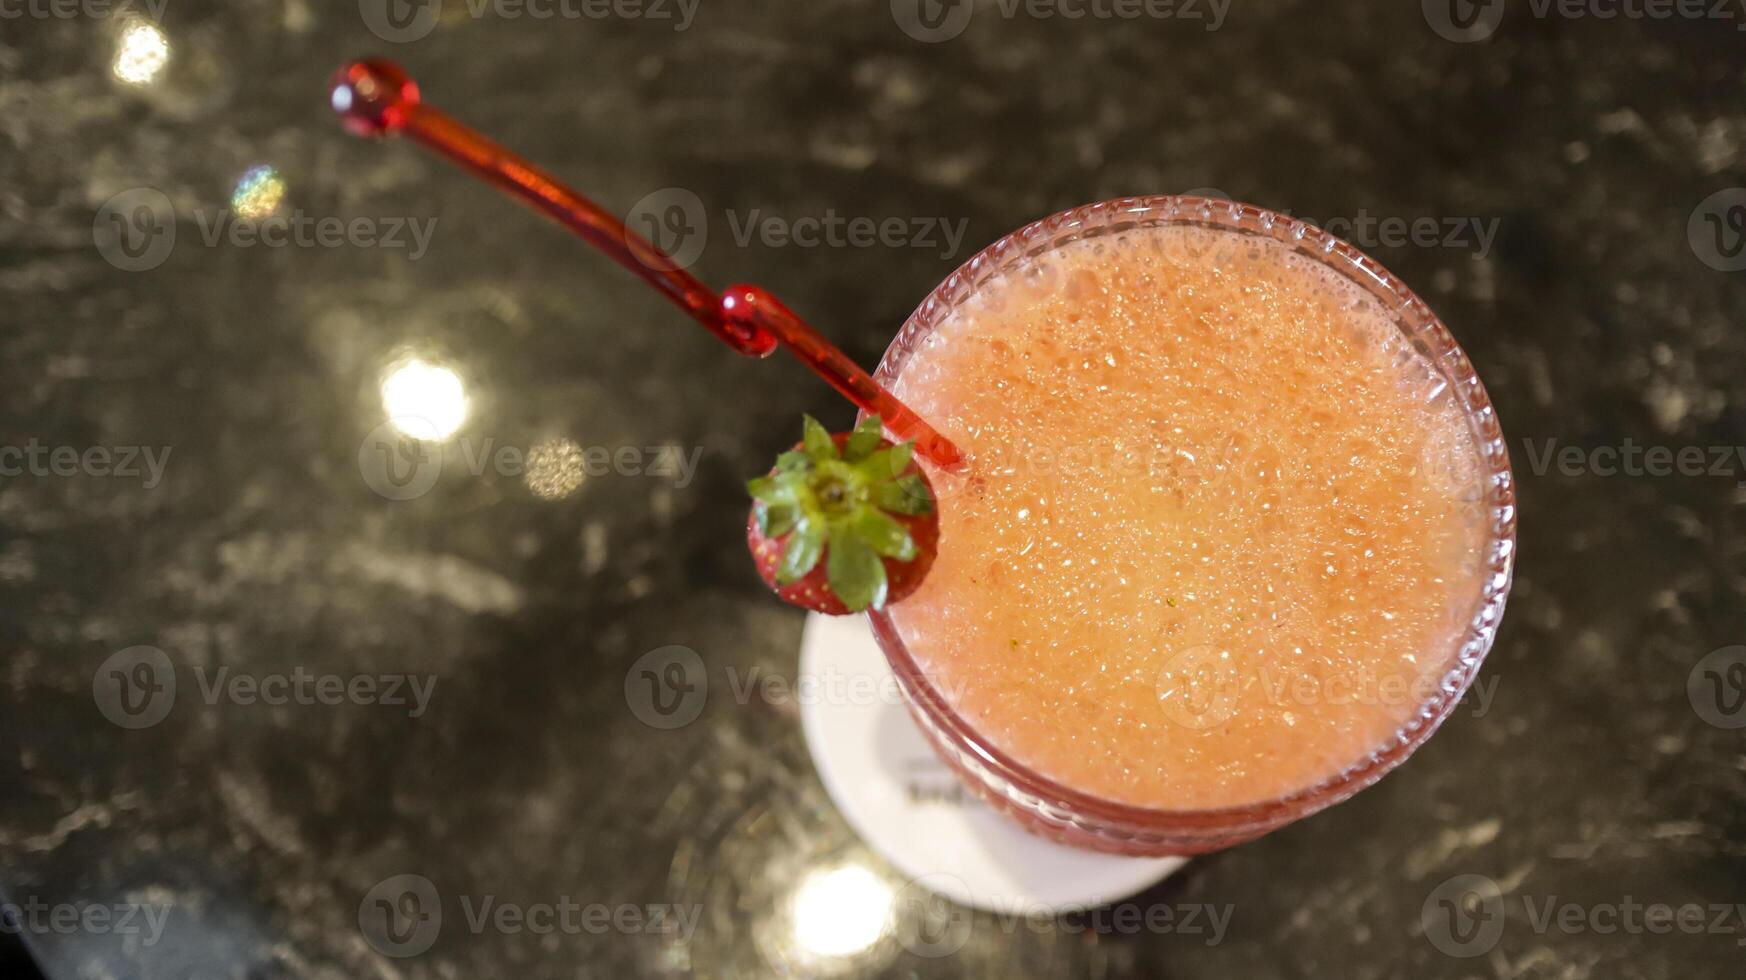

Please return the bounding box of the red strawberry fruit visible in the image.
[747,415,939,614]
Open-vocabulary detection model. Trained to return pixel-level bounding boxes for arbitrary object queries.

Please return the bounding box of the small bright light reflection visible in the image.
[381,358,468,441]
[789,864,892,960]
[231,165,286,220]
[112,21,170,86]
[525,437,586,500]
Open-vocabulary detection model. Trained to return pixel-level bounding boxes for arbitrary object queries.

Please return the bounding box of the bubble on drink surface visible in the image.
[1156,644,1243,730]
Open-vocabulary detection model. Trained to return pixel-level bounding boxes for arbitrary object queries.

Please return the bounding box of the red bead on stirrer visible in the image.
[331,59,963,470]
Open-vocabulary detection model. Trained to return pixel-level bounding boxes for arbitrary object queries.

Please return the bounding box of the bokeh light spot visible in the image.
[381,357,468,441]
[789,864,892,960]
[231,165,287,220]
[112,21,170,86]
[525,437,586,499]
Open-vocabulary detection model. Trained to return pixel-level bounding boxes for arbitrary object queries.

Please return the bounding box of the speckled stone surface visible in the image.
[2,2,1744,978]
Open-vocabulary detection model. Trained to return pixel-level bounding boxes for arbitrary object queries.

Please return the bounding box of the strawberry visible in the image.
[747,415,939,614]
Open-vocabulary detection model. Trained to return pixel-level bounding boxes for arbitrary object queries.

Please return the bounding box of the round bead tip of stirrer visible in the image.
[331,60,420,138]
[716,287,781,357]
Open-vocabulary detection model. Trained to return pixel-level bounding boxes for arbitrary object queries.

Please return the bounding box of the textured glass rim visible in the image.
[865,195,1518,847]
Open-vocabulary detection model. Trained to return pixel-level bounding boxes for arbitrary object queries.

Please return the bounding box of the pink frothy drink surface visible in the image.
[886,223,1491,810]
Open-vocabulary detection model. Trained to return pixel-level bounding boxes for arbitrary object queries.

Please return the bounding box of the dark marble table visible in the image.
[3,2,1744,977]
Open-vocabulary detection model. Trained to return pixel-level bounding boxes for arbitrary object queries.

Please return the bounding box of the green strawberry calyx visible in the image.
[747,415,935,612]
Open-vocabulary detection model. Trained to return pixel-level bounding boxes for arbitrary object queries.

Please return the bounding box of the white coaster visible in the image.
[798,612,1185,914]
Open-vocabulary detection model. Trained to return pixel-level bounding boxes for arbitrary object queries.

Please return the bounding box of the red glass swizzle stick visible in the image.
[330,59,963,470]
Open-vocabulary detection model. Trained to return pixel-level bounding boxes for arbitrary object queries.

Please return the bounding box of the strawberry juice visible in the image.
[877,203,1506,819]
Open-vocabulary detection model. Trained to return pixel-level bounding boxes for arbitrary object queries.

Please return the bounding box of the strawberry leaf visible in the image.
[875,474,934,515]
[802,415,837,461]
[848,509,916,560]
[774,450,811,474]
[747,475,794,505]
[825,532,887,611]
[843,416,884,462]
[761,503,798,538]
[862,441,914,482]
[777,520,825,584]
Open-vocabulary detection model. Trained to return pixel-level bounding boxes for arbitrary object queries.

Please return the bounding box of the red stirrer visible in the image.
[330,59,963,470]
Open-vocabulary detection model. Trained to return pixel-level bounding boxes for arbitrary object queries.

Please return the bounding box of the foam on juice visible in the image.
[887,223,1490,810]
